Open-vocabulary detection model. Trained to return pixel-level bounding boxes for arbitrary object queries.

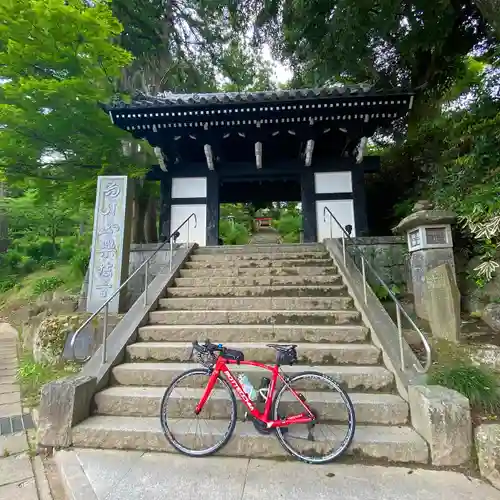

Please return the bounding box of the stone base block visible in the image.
[409,385,471,466]
[37,375,96,448]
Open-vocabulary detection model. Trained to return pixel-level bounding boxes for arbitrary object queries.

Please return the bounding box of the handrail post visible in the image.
[361,257,367,303]
[187,218,190,247]
[169,236,173,271]
[102,303,108,364]
[144,260,149,306]
[342,233,346,264]
[396,305,404,371]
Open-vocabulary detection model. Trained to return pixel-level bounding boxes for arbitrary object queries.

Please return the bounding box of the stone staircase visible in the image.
[72,244,429,463]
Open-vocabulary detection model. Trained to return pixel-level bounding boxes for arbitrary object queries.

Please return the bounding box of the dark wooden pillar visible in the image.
[300,170,317,243]
[206,171,219,246]
[159,176,171,241]
[352,168,368,236]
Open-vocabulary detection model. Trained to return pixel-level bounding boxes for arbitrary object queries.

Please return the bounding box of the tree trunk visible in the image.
[475,0,500,38]
[135,197,147,244]
[131,196,140,244]
[144,193,158,243]
[131,194,145,245]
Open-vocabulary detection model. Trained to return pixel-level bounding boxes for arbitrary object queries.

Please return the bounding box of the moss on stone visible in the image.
[33,314,86,365]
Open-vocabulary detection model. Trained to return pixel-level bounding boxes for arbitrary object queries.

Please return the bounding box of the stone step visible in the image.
[137,324,370,344]
[174,275,343,288]
[166,285,348,298]
[179,267,338,278]
[148,309,361,326]
[94,386,409,425]
[184,259,333,269]
[111,363,394,392]
[126,342,381,365]
[190,252,330,262]
[195,244,325,254]
[72,416,428,463]
[158,297,354,311]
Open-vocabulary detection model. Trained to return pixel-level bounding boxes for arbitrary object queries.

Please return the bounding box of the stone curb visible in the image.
[32,455,53,500]
[55,450,98,500]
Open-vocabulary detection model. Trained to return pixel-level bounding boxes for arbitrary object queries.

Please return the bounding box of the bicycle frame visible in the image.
[194,356,315,429]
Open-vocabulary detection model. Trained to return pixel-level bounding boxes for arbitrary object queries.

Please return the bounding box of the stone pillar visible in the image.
[159,176,171,242]
[394,205,456,321]
[206,171,219,246]
[87,176,132,314]
[300,170,316,243]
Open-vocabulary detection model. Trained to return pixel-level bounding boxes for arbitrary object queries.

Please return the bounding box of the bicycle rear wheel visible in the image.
[272,371,355,464]
[160,368,237,457]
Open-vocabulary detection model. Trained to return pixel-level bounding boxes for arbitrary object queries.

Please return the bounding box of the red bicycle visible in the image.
[160,340,356,464]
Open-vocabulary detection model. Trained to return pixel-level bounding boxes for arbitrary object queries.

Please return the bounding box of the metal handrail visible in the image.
[70,212,198,363]
[323,206,431,373]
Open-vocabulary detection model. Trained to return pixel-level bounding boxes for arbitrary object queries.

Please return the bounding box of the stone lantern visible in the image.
[394,202,457,321]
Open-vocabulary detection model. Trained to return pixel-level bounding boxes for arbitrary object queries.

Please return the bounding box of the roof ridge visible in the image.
[107,85,412,109]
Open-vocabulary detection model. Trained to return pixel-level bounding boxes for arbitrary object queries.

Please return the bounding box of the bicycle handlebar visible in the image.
[190,340,224,360]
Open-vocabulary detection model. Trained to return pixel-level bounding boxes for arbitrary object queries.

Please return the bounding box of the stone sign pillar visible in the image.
[425,264,461,342]
[394,206,456,321]
[87,176,132,314]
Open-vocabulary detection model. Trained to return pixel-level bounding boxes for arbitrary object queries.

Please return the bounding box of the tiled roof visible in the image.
[108,84,411,109]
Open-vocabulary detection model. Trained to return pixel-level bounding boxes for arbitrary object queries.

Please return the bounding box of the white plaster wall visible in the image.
[171,204,207,246]
[172,177,207,199]
[314,171,352,194]
[316,199,356,241]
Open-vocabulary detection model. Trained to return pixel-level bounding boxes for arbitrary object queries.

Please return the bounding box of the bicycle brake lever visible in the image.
[189,340,198,360]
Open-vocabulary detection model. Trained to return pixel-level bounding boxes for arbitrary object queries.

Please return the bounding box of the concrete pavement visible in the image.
[57,448,500,500]
[0,323,51,500]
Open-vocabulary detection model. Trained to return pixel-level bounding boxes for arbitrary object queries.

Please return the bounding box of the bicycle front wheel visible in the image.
[273,371,355,464]
[160,368,237,457]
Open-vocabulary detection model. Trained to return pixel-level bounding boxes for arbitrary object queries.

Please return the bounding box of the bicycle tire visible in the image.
[272,371,356,464]
[160,367,237,457]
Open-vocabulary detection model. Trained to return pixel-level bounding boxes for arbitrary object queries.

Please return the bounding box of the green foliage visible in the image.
[429,363,500,413]
[0,189,91,292]
[0,0,135,192]
[17,351,80,408]
[219,220,250,245]
[113,0,274,96]
[384,72,500,280]
[32,276,65,296]
[273,212,303,243]
[252,0,493,122]
[220,204,254,232]
[69,248,91,278]
[0,189,88,243]
[0,277,16,293]
[373,284,402,301]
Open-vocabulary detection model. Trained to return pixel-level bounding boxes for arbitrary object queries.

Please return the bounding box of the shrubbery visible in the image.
[219,219,250,245]
[273,212,302,243]
[429,362,500,413]
[0,192,92,296]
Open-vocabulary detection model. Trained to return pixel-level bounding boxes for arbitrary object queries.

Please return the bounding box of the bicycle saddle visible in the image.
[266,344,297,351]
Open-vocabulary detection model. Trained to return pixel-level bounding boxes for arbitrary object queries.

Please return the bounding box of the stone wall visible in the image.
[126,243,176,305]
[347,236,409,292]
